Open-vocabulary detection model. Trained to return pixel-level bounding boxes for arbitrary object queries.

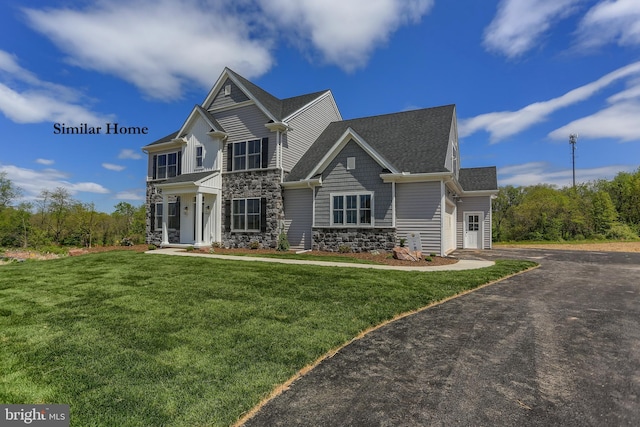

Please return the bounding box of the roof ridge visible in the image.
[335,104,455,123]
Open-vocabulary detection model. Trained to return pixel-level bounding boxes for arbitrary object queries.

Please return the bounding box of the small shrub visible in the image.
[249,241,260,250]
[399,238,406,247]
[147,244,157,251]
[211,242,221,249]
[429,253,437,257]
[606,222,639,240]
[338,244,352,253]
[424,256,433,262]
[185,246,195,252]
[277,232,290,252]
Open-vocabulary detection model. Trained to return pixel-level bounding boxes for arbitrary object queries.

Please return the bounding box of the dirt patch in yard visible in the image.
[495,241,640,253]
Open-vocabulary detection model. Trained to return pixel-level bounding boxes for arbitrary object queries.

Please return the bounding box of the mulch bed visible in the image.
[198,248,458,267]
[2,245,458,267]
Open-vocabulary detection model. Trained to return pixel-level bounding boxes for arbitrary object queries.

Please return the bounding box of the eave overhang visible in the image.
[142,138,187,153]
[281,177,322,189]
[381,171,453,183]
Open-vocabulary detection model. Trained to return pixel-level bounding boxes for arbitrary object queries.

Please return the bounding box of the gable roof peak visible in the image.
[203,67,334,122]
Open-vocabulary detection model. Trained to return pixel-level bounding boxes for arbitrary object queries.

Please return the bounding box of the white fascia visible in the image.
[461,190,499,197]
[381,171,453,183]
[305,127,399,180]
[265,122,292,132]
[281,176,322,189]
[282,90,341,122]
[142,138,187,154]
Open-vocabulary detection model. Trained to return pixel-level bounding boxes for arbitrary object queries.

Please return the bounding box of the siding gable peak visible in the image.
[304,127,399,180]
[176,105,227,140]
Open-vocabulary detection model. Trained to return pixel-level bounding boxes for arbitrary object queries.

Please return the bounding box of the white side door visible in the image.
[464,212,481,249]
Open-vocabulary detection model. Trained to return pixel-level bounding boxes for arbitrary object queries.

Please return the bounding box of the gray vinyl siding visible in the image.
[395,181,443,255]
[456,196,492,249]
[207,78,250,110]
[214,104,276,169]
[283,94,341,171]
[314,140,393,227]
[283,188,313,250]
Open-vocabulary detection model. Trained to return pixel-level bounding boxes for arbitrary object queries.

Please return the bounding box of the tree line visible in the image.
[493,167,640,242]
[0,172,145,249]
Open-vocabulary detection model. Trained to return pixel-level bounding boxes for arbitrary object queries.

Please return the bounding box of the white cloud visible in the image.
[35,158,54,165]
[102,163,126,171]
[549,76,640,142]
[549,101,640,142]
[115,191,145,201]
[575,0,640,49]
[459,61,640,142]
[483,0,583,58]
[23,0,273,101]
[0,50,111,124]
[258,0,433,71]
[22,0,432,97]
[0,164,110,201]
[498,162,634,187]
[118,149,142,160]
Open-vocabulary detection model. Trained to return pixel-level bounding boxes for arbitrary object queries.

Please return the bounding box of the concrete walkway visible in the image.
[145,247,494,271]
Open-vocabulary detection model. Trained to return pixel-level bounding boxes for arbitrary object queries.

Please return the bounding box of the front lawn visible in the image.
[0,252,534,426]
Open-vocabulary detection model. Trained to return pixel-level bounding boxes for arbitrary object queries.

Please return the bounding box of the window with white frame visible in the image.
[155,202,180,230]
[196,146,203,168]
[332,193,372,226]
[233,140,261,171]
[155,152,179,179]
[232,198,261,231]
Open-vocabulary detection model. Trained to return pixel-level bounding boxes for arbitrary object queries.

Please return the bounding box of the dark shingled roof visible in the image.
[227,68,329,120]
[458,167,498,191]
[144,131,179,148]
[286,105,455,182]
[195,105,225,132]
[157,171,216,185]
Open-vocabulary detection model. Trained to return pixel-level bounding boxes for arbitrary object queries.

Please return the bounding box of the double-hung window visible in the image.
[228,138,267,171]
[155,152,179,179]
[232,198,261,231]
[332,193,372,226]
[154,201,180,230]
[233,140,261,171]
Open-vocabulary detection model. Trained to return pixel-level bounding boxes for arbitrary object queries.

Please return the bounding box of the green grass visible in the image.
[0,252,535,426]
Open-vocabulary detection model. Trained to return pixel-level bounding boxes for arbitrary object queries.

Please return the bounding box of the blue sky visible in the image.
[1,0,639,213]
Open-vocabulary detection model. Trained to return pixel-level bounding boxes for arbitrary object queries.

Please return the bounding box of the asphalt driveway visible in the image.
[242,248,640,426]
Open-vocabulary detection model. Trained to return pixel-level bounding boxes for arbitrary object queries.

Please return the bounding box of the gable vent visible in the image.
[224,84,231,96]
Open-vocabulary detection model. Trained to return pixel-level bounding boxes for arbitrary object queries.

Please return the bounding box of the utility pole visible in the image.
[569,133,578,189]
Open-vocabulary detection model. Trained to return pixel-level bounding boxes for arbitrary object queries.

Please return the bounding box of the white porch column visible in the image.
[161,194,169,246]
[195,192,203,247]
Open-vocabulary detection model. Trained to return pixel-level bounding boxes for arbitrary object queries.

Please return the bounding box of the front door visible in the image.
[464,212,481,249]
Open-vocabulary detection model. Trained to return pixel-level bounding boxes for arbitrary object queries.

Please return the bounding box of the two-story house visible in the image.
[143,68,497,256]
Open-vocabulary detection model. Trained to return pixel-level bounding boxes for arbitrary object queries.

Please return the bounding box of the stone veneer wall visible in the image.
[146,182,180,245]
[313,228,397,252]
[222,169,284,249]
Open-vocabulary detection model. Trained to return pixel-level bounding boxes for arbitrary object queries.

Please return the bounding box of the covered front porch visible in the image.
[155,172,222,248]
